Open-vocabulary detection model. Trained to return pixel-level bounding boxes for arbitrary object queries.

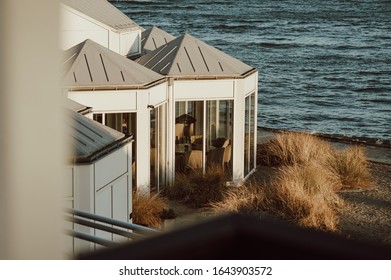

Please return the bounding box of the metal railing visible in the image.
[64,208,160,247]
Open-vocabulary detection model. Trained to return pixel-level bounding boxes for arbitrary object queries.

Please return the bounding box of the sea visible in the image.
[112,0,391,141]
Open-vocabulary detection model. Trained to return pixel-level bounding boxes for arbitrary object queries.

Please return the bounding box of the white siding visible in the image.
[174,80,234,100]
[60,4,141,56]
[95,186,113,249]
[61,6,109,50]
[148,82,168,106]
[121,31,141,56]
[95,146,128,191]
[112,176,130,242]
[244,73,257,96]
[68,90,137,111]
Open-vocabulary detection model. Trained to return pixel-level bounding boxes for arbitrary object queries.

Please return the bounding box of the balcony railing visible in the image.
[64,208,160,248]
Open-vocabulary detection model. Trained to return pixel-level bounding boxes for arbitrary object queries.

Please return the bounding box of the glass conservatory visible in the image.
[138,33,258,183]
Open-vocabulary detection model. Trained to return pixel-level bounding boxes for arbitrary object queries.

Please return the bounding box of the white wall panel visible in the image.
[68,90,137,111]
[148,83,168,106]
[95,186,112,245]
[95,146,128,191]
[174,80,234,100]
[120,32,141,56]
[60,7,109,50]
[74,164,94,212]
[244,73,257,96]
[109,30,120,54]
[112,176,129,242]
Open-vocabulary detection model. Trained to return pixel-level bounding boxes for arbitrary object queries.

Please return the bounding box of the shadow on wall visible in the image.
[79,213,391,260]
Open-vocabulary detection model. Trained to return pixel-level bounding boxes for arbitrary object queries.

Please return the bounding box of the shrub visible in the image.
[132,191,168,228]
[267,163,344,231]
[262,132,334,166]
[164,165,227,208]
[326,146,374,190]
[210,183,266,216]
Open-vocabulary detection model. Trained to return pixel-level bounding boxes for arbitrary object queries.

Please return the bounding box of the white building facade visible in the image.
[137,34,258,182]
[61,1,258,191]
[63,109,133,255]
[60,0,142,57]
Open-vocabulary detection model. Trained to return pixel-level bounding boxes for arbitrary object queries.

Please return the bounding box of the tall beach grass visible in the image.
[212,132,374,232]
[132,191,168,228]
[164,165,227,208]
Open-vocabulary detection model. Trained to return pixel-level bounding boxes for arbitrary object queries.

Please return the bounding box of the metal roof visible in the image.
[64,98,92,115]
[66,109,131,163]
[136,33,256,78]
[61,0,139,31]
[141,26,176,55]
[62,39,165,90]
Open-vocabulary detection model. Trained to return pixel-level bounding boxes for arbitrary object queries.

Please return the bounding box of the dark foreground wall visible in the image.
[79,214,391,260]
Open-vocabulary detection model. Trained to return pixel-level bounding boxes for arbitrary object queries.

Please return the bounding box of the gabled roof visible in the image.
[136,33,256,78]
[66,109,131,163]
[141,26,176,54]
[62,39,165,90]
[61,0,139,31]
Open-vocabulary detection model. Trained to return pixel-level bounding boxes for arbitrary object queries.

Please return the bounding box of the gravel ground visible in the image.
[338,162,391,245]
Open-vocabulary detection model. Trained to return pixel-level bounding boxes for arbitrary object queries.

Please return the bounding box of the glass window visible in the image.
[244,93,255,177]
[175,100,233,180]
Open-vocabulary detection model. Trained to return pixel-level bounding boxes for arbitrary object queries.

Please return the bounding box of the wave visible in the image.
[258,42,298,48]
[307,100,337,107]
[215,24,253,30]
[359,98,391,105]
[354,87,390,93]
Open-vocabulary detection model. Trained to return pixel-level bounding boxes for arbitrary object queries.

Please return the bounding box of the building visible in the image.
[63,106,133,255]
[137,33,258,182]
[61,0,142,57]
[63,39,168,194]
[62,1,258,190]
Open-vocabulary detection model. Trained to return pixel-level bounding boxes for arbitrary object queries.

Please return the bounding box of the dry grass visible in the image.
[261,132,334,166]
[172,132,374,233]
[210,164,343,232]
[210,183,266,216]
[164,165,227,208]
[214,132,374,232]
[132,191,168,228]
[326,146,374,190]
[262,132,374,191]
[268,163,344,231]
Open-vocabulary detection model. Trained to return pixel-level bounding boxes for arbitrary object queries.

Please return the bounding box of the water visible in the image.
[112,0,391,140]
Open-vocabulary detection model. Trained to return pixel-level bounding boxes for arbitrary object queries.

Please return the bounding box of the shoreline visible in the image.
[257,126,391,165]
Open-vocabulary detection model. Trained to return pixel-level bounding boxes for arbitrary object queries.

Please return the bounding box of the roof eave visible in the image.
[71,134,134,165]
[64,77,168,92]
[169,68,258,80]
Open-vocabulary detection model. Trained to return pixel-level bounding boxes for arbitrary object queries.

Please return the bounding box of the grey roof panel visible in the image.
[63,39,165,89]
[141,26,176,54]
[64,98,91,114]
[137,33,255,78]
[61,0,139,31]
[66,109,127,162]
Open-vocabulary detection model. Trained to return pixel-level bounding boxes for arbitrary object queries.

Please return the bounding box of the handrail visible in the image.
[68,208,159,236]
[64,208,160,248]
[64,229,118,247]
